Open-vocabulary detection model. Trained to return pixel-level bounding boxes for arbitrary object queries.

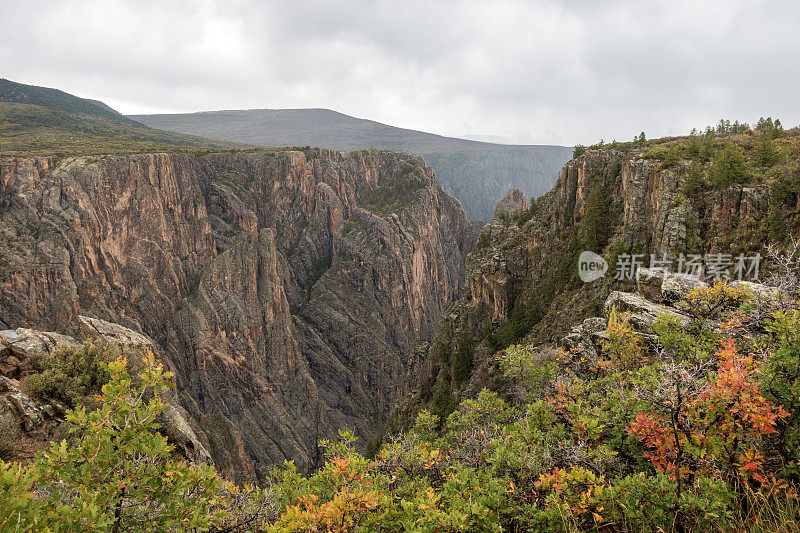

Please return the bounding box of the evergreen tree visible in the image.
[683,161,705,196]
[711,142,748,188]
[754,133,779,168]
[581,188,610,252]
[701,128,717,160]
[685,131,701,158]
[453,328,473,383]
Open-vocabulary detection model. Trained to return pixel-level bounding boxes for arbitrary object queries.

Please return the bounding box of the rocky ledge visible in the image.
[561,267,779,357]
[1,317,210,464]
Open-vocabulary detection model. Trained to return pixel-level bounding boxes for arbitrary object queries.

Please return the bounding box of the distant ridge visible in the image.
[132,108,573,220]
[0,78,245,156]
[0,78,132,122]
[131,108,556,153]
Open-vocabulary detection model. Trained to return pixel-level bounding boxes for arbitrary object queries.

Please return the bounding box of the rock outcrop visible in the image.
[492,189,527,222]
[0,149,471,482]
[0,321,210,464]
[566,272,779,359]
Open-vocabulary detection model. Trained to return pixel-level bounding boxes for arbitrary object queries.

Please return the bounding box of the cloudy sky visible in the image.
[2,0,798,145]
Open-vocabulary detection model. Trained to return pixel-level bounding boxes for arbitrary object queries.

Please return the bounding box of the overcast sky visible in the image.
[2,0,799,146]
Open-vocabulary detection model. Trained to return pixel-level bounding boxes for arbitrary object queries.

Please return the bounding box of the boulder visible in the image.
[605,291,691,332]
[3,329,49,360]
[158,402,213,465]
[636,267,708,303]
[635,267,666,302]
[0,328,79,377]
[731,280,782,301]
[662,272,707,302]
[1,377,43,432]
[0,396,21,446]
[78,316,154,350]
[560,317,608,357]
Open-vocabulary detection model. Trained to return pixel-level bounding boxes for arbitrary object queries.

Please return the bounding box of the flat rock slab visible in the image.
[78,315,154,349]
[636,267,708,303]
[605,291,692,332]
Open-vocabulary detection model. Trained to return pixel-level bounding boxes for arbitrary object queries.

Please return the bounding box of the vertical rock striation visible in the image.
[0,149,472,482]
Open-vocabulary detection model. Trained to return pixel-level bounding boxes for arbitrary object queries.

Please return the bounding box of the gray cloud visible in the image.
[1,0,798,145]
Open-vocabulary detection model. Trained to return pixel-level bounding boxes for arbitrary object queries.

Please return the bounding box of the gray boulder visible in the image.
[605,291,691,332]
[636,267,707,303]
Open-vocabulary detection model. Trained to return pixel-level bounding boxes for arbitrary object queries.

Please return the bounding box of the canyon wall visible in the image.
[410,147,779,412]
[0,149,474,482]
[423,147,572,221]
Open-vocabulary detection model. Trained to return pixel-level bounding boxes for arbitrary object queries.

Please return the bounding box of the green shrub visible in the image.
[662,144,680,167]
[2,354,267,532]
[25,341,119,407]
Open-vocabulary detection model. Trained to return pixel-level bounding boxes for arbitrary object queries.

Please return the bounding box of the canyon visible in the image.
[0,149,475,482]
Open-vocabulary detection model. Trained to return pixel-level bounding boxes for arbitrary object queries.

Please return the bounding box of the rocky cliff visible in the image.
[409,142,794,416]
[129,107,573,222]
[0,148,473,482]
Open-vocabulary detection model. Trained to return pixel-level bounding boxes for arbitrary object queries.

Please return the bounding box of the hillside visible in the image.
[131,108,573,220]
[409,120,800,420]
[0,78,128,120]
[0,79,245,155]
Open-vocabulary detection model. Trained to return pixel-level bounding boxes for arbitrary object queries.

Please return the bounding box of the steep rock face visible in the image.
[409,147,783,414]
[492,189,527,221]
[0,149,472,482]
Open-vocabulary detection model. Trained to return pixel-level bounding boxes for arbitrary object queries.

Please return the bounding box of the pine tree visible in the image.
[711,142,748,188]
[581,188,610,252]
[754,133,778,168]
[683,162,705,196]
[453,328,473,383]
